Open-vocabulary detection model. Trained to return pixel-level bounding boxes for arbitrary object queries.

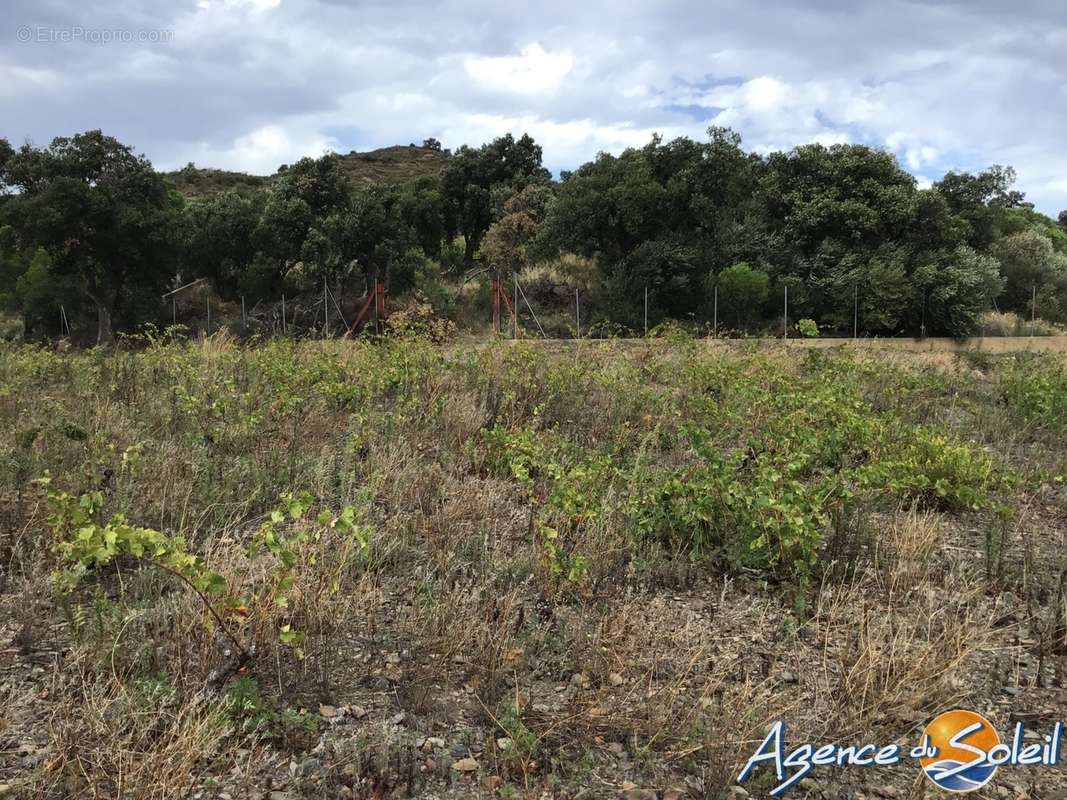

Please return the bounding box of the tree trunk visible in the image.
[85,288,114,344]
[96,302,113,344]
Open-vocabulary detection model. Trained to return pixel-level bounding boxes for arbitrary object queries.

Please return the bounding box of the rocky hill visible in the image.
[166,144,449,198]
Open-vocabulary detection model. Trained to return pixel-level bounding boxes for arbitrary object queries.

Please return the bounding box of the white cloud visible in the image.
[465,43,575,95]
[186,124,339,174]
[2,0,1065,213]
[439,112,681,166]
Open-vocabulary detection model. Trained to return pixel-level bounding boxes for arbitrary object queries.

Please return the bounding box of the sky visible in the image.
[2,0,1066,215]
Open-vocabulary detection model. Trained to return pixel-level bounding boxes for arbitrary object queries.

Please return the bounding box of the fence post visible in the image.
[373,275,379,335]
[713,285,718,338]
[1031,284,1037,337]
[783,284,788,339]
[644,286,648,337]
[575,288,581,340]
[853,283,858,340]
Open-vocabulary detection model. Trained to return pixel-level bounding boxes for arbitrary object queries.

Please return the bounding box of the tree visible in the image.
[0,130,180,342]
[999,207,1067,253]
[911,247,1003,338]
[422,137,442,151]
[252,193,313,296]
[713,262,770,328]
[934,166,1027,250]
[478,183,553,274]
[603,237,702,328]
[0,226,25,312]
[303,186,419,292]
[0,138,13,178]
[441,133,550,263]
[1059,210,1067,233]
[182,190,261,299]
[992,231,1058,312]
[272,154,350,217]
[809,246,911,333]
[300,211,360,287]
[14,248,80,337]
[762,143,918,264]
[394,177,445,260]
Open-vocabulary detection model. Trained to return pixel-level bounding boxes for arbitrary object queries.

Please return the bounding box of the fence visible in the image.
[36,276,1060,344]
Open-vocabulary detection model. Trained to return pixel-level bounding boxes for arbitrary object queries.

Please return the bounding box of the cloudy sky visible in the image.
[3,0,1066,213]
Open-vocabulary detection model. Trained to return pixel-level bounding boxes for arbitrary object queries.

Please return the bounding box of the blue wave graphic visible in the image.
[924,759,997,791]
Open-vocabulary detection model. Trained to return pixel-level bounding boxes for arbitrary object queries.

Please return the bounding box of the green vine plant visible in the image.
[43,476,371,676]
[247,490,372,658]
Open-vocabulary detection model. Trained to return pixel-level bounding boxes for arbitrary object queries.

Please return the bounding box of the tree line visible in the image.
[1,128,1066,342]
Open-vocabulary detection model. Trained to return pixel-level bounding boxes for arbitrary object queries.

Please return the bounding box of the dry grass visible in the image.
[874,504,942,600]
[814,578,993,740]
[42,664,237,799]
[1,339,1066,798]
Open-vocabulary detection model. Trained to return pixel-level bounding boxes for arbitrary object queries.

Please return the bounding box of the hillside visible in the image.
[166,144,449,198]
[334,144,449,187]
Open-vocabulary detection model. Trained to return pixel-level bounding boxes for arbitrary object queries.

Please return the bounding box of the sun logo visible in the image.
[920,710,1000,792]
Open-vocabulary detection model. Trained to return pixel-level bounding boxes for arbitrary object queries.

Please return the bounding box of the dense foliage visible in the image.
[2,127,1066,342]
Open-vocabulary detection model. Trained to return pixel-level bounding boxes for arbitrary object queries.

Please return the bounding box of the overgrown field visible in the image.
[1,336,1066,799]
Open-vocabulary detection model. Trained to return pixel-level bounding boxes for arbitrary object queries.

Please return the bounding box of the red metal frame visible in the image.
[350,278,387,334]
[491,277,516,334]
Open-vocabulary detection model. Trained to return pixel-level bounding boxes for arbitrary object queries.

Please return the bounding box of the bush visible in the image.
[999,355,1067,434]
[979,311,1063,337]
[860,427,998,511]
[712,262,770,329]
[0,313,23,341]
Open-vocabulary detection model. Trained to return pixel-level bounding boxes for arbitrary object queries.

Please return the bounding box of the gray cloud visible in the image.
[2,0,1065,212]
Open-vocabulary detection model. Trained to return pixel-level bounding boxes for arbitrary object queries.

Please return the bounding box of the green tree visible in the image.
[713,262,770,328]
[810,246,912,333]
[252,193,313,296]
[14,248,81,336]
[605,237,702,328]
[0,138,13,174]
[478,183,553,274]
[934,166,1027,250]
[441,133,550,263]
[537,129,761,268]
[911,247,1004,337]
[763,144,917,259]
[395,177,445,260]
[0,130,181,342]
[181,190,262,299]
[999,208,1067,253]
[992,231,1058,312]
[272,154,351,217]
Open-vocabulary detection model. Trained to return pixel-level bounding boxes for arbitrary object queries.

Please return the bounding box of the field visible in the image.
[1,334,1066,799]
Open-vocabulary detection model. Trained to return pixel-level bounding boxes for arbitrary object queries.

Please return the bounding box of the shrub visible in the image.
[711,262,770,328]
[860,428,997,511]
[999,355,1067,434]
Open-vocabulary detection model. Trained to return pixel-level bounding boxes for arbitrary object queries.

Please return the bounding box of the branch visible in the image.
[453,267,489,302]
[144,556,252,665]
